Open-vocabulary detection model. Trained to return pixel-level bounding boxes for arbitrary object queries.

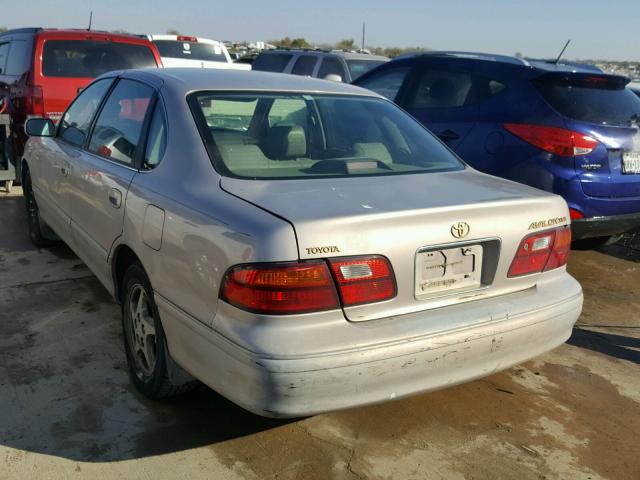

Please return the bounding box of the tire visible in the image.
[22,167,59,248]
[121,263,196,399]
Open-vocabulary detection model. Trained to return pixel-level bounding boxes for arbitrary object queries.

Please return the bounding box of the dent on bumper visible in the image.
[156,275,583,418]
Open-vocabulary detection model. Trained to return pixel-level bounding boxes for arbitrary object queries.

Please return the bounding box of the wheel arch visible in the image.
[111,243,143,304]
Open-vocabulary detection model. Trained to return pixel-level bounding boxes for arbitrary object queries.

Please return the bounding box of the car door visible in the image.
[34,78,114,241]
[316,56,346,82]
[399,66,481,151]
[69,78,155,286]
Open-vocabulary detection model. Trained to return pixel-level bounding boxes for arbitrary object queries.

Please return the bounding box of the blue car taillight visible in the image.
[504,123,598,157]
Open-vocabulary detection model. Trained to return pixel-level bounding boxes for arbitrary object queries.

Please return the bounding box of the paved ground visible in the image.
[1,187,639,480]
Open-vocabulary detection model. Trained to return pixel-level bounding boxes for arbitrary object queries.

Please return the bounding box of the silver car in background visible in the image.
[21,69,582,417]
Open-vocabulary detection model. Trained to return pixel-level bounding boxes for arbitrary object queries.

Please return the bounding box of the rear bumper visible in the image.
[157,273,583,418]
[572,212,640,240]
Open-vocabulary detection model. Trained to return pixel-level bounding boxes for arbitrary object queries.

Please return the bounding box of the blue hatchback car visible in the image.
[355,52,640,245]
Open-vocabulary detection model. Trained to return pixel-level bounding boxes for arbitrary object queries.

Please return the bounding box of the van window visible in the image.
[88,79,155,166]
[5,40,30,76]
[42,40,157,78]
[58,78,113,147]
[0,43,9,74]
[317,57,344,80]
[252,53,292,73]
[291,56,317,76]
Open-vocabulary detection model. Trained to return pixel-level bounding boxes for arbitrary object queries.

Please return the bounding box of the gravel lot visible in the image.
[1,188,638,480]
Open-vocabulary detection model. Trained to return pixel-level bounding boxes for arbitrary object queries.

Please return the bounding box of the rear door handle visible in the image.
[108,188,122,209]
[437,129,460,142]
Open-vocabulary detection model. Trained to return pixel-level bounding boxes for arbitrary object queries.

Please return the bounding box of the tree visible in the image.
[335,38,356,50]
[270,37,311,48]
[0,26,7,33]
[166,29,181,35]
[515,51,523,58]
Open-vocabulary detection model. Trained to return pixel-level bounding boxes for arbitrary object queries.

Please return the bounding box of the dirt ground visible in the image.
[1,187,639,480]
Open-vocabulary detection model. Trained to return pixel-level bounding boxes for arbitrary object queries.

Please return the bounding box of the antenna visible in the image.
[554,39,570,64]
[362,22,365,50]
[88,11,93,31]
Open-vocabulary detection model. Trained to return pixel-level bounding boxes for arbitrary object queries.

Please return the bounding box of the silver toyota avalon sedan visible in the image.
[22,68,583,417]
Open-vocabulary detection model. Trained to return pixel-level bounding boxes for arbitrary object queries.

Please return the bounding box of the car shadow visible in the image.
[599,233,640,263]
[568,328,640,365]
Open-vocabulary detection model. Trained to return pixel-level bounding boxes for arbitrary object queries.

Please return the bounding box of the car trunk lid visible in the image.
[221,170,570,321]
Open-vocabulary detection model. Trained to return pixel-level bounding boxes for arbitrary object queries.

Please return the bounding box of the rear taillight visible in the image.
[220,261,339,314]
[508,227,571,277]
[327,256,396,307]
[220,255,397,315]
[25,85,45,116]
[504,123,597,157]
[569,208,584,220]
[177,35,198,42]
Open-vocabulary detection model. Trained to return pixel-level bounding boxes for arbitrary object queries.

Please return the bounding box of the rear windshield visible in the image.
[154,40,227,62]
[42,40,157,78]
[251,53,292,72]
[534,75,640,126]
[347,60,386,80]
[190,92,463,179]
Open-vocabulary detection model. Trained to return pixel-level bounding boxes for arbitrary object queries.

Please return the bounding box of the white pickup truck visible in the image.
[145,34,250,70]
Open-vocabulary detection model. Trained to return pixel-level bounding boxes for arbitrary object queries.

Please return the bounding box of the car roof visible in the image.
[391,51,603,74]
[261,48,388,61]
[109,68,382,96]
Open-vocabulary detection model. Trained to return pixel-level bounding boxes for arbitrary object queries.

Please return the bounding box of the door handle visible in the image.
[437,129,460,142]
[108,188,122,209]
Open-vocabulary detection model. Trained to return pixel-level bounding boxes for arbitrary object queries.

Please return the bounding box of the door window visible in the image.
[88,79,155,166]
[251,53,292,72]
[317,57,344,80]
[5,40,30,76]
[143,102,167,170]
[58,78,113,147]
[291,55,317,76]
[407,69,506,109]
[357,67,411,101]
[0,43,10,74]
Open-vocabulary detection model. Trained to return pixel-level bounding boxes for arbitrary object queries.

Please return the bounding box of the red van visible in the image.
[0,28,163,185]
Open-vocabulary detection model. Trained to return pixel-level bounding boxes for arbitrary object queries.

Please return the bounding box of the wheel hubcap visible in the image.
[126,284,157,379]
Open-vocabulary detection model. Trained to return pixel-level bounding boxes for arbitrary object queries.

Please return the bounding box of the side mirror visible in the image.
[323,73,343,83]
[25,118,55,137]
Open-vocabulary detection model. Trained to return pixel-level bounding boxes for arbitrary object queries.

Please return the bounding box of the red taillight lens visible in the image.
[569,208,584,220]
[504,123,597,157]
[220,261,339,314]
[25,84,45,116]
[508,227,571,277]
[177,35,198,42]
[328,256,396,307]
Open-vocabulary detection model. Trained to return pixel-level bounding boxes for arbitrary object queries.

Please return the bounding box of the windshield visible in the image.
[190,92,463,179]
[534,75,640,126]
[42,40,157,77]
[347,60,386,80]
[153,40,228,62]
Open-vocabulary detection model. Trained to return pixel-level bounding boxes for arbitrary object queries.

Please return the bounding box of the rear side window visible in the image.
[5,40,31,76]
[534,75,640,126]
[143,102,167,170]
[252,53,292,72]
[357,67,411,101]
[407,69,505,109]
[42,40,157,78]
[154,41,227,62]
[58,78,113,147]
[88,79,155,166]
[347,60,386,81]
[291,55,317,76]
[0,43,9,74]
[317,57,344,80]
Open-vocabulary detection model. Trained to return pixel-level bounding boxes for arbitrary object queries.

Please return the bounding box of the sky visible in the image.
[5,0,640,61]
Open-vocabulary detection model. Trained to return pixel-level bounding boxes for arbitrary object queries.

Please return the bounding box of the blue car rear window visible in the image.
[534,75,640,126]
